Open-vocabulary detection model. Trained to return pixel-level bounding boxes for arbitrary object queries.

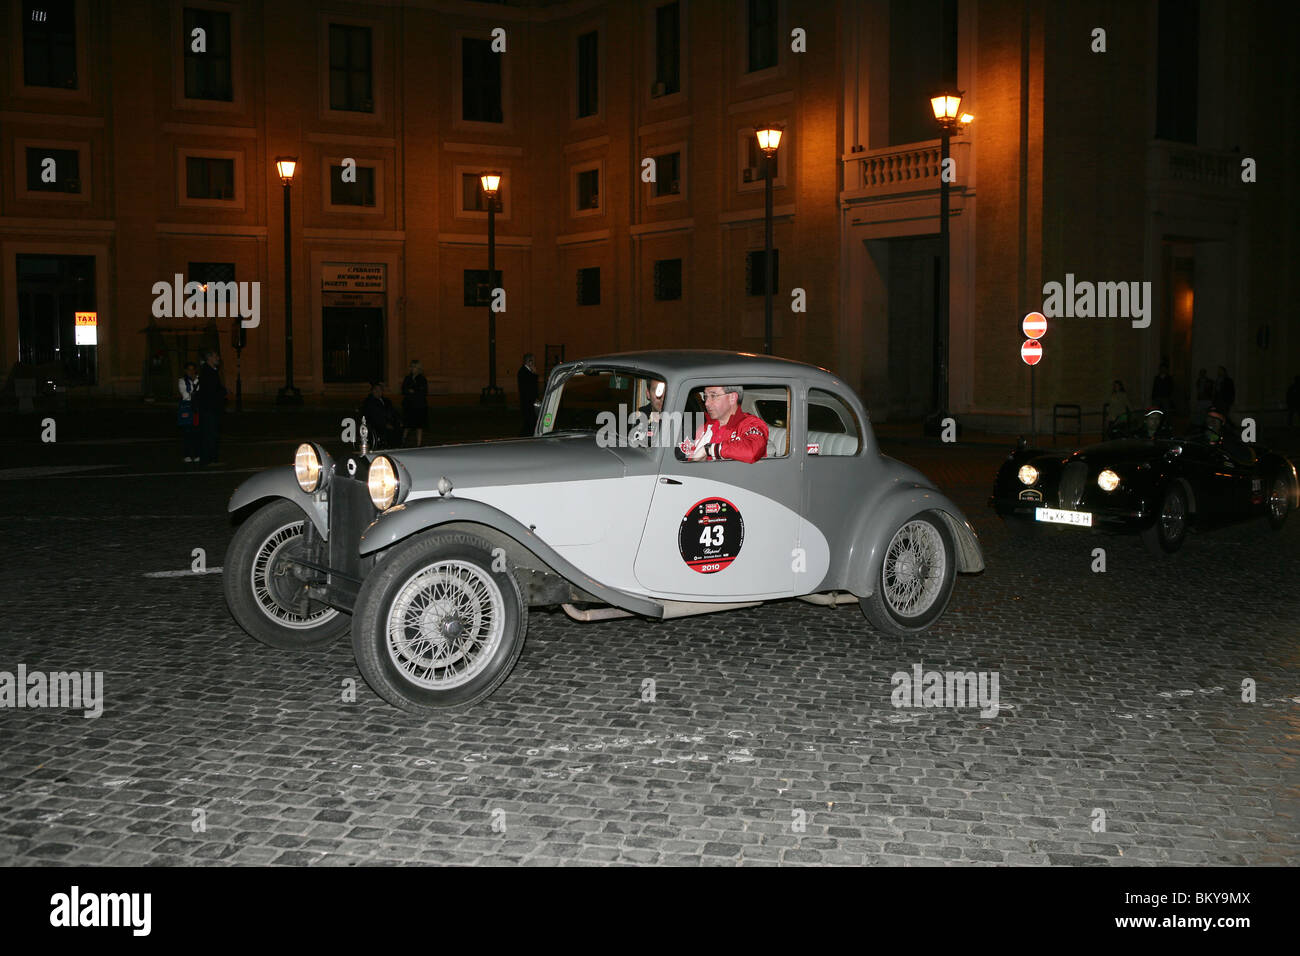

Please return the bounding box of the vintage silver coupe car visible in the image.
[224,351,984,711]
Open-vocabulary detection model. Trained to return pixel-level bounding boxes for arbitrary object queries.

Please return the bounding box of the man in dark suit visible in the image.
[517,353,539,435]
[195,350,228,465]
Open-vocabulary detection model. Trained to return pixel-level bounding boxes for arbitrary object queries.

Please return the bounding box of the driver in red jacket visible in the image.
[684,385,769,462]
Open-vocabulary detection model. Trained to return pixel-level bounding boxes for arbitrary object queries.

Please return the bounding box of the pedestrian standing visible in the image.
[195,350,227,465]
[1103,379,1130,435]
[178,362,200,462]
[1213,365,1235,416]
[401,359,429,447]
[517,352,539,436]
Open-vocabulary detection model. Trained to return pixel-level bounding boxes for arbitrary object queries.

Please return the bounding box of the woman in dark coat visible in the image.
[401,359,429,446]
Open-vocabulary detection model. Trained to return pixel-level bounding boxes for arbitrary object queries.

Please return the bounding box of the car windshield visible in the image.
[538,368,648,434]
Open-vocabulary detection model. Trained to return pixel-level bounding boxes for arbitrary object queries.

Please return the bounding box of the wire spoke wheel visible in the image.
[882,519,947,618]
[385,559,506,690]
[1160,492,1186,539]
[249,521,338,629]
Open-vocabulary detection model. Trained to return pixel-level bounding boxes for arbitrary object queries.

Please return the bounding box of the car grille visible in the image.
[328,476,376,584]
[1058,462,1088,510]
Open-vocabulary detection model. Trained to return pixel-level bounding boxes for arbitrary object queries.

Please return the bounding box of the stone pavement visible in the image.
[0,410,1297,866]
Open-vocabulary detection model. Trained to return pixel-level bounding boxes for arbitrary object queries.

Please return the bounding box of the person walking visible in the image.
[401,359,429,447]
[178,361,200,463]
[195,350,227,465]
[517,352,540,436]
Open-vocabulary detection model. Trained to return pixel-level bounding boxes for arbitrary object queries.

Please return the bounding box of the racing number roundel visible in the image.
[679,497,745,574]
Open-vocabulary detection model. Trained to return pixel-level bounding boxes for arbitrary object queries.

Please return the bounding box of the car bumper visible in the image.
[989,496,1150,530]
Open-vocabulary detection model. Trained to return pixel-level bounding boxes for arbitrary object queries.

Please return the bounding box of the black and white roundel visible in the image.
[679,497,745,573]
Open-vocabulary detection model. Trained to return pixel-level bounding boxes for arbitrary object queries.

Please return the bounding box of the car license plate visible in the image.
[1035,507,1092,527]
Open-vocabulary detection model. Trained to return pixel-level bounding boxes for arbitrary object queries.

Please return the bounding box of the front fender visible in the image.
[359,497,664,618]
[227,466,328,536]
[845,485,984,597]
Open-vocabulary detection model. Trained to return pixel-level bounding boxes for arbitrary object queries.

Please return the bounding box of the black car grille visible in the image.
[328,476,376,584]
[1058,461,1088,510]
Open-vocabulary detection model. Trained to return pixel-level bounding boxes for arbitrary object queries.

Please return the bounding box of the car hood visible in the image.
[384,433,631,490]
[1067,438,1167,466]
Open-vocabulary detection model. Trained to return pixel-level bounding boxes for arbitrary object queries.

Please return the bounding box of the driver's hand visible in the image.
[690,442,708,461]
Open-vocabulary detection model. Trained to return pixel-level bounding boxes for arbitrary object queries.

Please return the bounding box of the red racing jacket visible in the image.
[690,409,769,463]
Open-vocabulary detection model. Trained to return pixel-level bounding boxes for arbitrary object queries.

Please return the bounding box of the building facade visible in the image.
[2,0,1295,426]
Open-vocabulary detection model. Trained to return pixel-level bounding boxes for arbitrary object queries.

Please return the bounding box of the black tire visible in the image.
[223,500,349,650]
[1267,475,1290,530]
[860,511,957,637]
[1140,484,1188,555]
[351,531,527,712]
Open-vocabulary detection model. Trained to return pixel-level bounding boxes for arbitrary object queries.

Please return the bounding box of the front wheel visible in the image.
[860,512,957,637]
[1140,484,1188,555]
[223,500,349,649]
[1267,476,1291,530]
[351,531,527,712]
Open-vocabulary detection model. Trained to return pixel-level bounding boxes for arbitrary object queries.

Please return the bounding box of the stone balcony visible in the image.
[841,138,971,205]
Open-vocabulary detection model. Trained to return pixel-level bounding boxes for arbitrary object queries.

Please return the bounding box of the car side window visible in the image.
[807,389,862,457]
[682,383,789,460]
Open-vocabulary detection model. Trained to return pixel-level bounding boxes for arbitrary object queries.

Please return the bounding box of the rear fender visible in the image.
[845,486,983,597]
[359,497,664,618]
[228,467,328,536]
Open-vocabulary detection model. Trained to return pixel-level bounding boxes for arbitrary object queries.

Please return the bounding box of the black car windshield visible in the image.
[538,368,646,434]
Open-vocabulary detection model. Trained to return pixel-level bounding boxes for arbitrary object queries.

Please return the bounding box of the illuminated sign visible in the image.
[75,311,98,346]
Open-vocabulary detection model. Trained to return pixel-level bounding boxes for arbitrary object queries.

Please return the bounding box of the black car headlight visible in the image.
[368,455,410,511]
[1097,469,1120,492]
[295,442,333,493]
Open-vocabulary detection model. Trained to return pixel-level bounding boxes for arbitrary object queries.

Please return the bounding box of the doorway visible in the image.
[16,253,97,384]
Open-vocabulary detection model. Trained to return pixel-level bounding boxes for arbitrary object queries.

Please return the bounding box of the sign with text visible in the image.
[74,311,98,345]
[322,263,386,293]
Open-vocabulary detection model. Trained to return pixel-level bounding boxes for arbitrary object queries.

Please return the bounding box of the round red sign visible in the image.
[1021,339,1043,366]
[1022,311,1047,339]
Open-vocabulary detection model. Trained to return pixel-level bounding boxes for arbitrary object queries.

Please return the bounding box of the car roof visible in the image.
[559,349,840,383]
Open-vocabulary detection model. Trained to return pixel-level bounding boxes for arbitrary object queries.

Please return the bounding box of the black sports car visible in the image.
[990,410,1298,554]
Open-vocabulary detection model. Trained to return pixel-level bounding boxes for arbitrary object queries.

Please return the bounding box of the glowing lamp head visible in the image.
[480,171,502,195]
[755,124,784,153]
[275,157,297,184]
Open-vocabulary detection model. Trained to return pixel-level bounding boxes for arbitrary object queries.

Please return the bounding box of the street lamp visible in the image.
[479,171,504,404]
[923,92,971,436]
[275,157,302,405]
[754,123,783,356]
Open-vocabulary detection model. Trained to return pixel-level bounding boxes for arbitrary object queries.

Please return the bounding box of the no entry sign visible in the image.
[1022,311,1047,339]
[1021,339,1042,366]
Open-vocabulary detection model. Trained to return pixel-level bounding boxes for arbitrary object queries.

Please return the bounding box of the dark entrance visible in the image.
[322,293,384,383]
[16,254,97,385]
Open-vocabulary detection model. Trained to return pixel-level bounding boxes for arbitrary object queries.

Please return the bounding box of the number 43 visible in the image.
[699,525,724,547]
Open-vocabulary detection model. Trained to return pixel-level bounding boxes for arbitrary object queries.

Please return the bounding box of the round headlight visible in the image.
[295,443,322,492]
[368,456,400,510]
[1018,464,1039,485]
[1097,469,1120,492]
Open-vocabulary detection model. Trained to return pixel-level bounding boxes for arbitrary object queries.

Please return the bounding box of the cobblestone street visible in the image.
[1,408,1297,866]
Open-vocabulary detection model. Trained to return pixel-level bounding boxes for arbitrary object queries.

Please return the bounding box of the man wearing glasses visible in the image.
[682,385,769,463]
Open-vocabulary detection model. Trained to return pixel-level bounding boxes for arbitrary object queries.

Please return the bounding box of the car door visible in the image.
[633,379,801,600]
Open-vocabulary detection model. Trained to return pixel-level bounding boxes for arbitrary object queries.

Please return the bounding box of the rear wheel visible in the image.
[1140,484,1188,555]
[1267,476,1290,530]
[223,500,348,649]
[860,512,957,637]
[351,531,527,711]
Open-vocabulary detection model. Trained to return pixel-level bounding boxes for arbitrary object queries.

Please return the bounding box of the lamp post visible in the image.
[479,171,504,404]
[275,157,302,405]
[755,124,783,356]
[923,93,972,436]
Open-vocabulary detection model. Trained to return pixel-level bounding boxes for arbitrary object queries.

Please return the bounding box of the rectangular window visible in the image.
[652,151,681,198]
[654,3,681,96]
[747,0,778,73]
[183,7,233,101]
[23,0,77,89]
[577,267,601,306]
[330,164,376,207]
[461,172,503,212]
[806,389,863,456]
[744,137,771,182]
[464,269,503,307]
[577,30,599,118]
[463,37,504,123]
[187,261,237,314]
[654,258,682,301]
[185,156,235,200]
[329,23,373,113]
[576,168,600,211]
[25,147,81,193]
[1155,0,1199,143]
[746,249,778,296]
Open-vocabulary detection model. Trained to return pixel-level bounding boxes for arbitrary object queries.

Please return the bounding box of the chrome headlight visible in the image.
[294,442,331,493]
[1097,469,1120,492]
[368,455,406,510]
[1018,464,1039,485]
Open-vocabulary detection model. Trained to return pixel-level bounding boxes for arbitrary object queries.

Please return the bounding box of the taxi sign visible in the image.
[1022,311,1047,339]
[74,311,98,346]
[1020,339,1042,366]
